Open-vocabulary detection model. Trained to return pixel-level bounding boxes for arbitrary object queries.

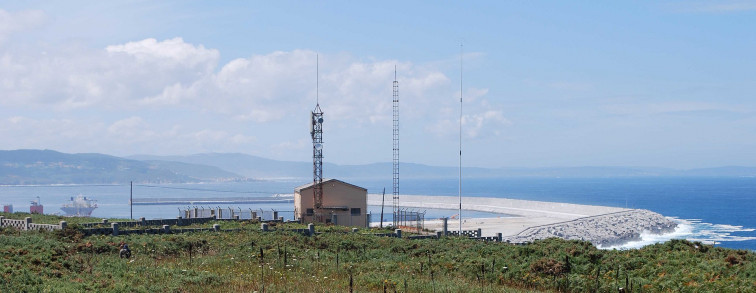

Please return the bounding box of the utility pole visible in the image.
[380,188,386,228]
[130,181,133,220]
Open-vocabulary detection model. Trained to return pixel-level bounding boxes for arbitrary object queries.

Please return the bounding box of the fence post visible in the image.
[477,228,482,238]
[395,229,402,238]
[102,219,108,224]
[25,217,32,231]
[308,223,315,236]
[436,231,442,239]
[352,228,359,233]
[279,217,284,222]
[273,211,278,220]
[59,221,67,230]
[497,233,503,242]
[213,224,220,232]
[177,216,183,226]
[251,211,257,220]
[261,223,269,232]
[366,213,371,228]
[111,222,119,236]
[163,225,170,234]
[442,217,448,236]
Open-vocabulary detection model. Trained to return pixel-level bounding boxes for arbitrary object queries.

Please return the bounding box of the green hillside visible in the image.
[1,212,754,292]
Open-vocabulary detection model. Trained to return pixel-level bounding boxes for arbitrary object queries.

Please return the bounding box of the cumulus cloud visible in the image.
[0,35,509,157]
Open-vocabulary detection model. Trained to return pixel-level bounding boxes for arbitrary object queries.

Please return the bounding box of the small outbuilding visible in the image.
[294,179,368,227]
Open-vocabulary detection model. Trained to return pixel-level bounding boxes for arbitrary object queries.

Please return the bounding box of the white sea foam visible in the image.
[599,217,756,250]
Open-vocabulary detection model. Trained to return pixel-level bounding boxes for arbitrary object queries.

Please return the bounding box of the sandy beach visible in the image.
[368,194,676,246]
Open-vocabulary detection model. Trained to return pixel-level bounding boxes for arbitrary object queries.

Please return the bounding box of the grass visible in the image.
[1,212,755,292]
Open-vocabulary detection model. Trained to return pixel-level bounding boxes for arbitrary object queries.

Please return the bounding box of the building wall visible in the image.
[295,180,367,227]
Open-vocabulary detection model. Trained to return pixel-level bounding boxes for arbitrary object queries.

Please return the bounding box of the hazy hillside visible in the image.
[0,150,244,185]
[128,153,756,179]
[3,150,755,185]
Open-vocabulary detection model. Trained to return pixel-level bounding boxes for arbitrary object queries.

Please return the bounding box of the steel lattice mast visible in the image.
[392,67,400,227]
[311,55,324,221]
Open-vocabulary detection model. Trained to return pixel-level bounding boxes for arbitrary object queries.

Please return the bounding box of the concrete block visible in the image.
[261,223,269,232]
[395,229,402,238]
[213,224,220,232]
[102,219,108,224]
[352,228,359,233]
[163,225,170,233]
[308,223,315,236]
[60,221,67,230]
[25,217,32,230]
[111,222,119,236]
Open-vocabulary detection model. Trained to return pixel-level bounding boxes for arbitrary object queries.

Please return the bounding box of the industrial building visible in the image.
[294,179,367,227]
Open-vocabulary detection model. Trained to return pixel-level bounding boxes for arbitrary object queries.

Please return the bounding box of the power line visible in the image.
[135,184,286,195]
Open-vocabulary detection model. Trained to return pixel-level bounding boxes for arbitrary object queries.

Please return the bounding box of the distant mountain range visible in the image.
[1,149,755,185]
[0,150,245,185]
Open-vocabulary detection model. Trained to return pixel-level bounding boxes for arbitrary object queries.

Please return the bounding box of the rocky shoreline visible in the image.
[503,209,678,247]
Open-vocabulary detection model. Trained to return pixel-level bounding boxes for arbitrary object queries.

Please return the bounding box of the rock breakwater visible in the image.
[504,209,677,247]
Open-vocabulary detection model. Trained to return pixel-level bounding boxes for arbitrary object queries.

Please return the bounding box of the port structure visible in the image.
[392,67,400,227]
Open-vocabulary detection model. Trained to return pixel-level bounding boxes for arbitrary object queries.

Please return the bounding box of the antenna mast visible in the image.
[459,44,463,234]
[392,66,400,227]
[311,54,324,221]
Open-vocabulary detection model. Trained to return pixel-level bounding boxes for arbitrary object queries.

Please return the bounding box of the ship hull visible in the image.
[60,207,96,217]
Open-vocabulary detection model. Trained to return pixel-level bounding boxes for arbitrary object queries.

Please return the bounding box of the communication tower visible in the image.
[392,67,400,227]
[311,56,324,222]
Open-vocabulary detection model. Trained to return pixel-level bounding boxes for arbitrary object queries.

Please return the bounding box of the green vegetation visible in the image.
[1,213,755,292]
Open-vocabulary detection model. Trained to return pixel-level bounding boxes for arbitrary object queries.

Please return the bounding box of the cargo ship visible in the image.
[61,195,97,217]
[30,197,43,214]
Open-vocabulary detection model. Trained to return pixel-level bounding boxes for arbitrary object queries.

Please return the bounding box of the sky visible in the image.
[1,1,755,169]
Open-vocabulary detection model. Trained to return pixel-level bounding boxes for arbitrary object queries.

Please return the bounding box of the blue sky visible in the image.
[1,1,755,168]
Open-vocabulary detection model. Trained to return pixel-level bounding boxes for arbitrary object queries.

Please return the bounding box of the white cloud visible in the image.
[426,88,512,140]
[0,35,509,158]
[0,9,46,44]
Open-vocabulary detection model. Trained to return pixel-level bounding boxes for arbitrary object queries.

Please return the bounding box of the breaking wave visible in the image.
[599,218,756,250]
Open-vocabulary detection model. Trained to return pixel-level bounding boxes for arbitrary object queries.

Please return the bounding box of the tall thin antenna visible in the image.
[392,65,400,227]
[311,54,324,222]
[459,44,463,234]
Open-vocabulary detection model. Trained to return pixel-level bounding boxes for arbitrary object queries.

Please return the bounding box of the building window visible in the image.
[306,208,314,216]
[351,208,361,216]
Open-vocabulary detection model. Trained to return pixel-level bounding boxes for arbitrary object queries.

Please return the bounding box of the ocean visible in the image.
[1,177,754,250]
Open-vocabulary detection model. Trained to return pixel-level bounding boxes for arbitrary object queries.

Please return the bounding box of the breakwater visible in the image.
[504,209,677,247]
[374,194,678,247]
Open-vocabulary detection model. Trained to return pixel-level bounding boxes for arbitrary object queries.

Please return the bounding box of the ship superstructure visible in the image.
[61,195,98,217]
